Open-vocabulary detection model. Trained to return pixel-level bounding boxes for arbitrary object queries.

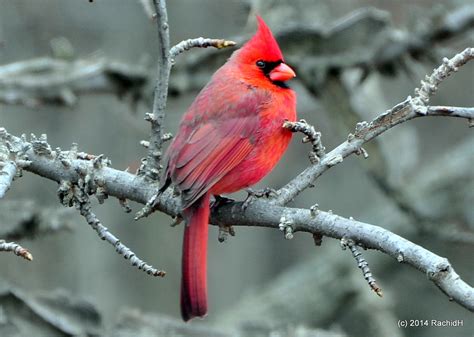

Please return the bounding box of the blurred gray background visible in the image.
[0,0,473,336]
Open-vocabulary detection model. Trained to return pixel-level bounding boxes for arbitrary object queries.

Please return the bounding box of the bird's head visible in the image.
[234,16,295,88]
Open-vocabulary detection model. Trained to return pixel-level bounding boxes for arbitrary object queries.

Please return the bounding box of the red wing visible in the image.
[170,116,258,208]
[161,83,270,207]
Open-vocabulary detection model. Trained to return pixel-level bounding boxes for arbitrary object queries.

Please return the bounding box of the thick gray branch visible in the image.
[211,202,474,311]
[0,160,17,199]
[1,126,472,311]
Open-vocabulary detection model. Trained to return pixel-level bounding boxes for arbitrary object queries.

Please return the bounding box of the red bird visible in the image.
[160,16,296,321]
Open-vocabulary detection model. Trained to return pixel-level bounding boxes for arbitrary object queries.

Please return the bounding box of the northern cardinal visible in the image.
[160,16,296,321]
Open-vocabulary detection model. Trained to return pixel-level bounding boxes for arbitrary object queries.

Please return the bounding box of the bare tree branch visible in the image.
[1,105,472,311]
[211,202,474,311]
[340,237,383,297]
[170,38,236,60]
[283,119,326,164]
[427,106,474,121]
[142,0,171,181]
[274,48,474,205]
[1,48,472,310]
[0,57,149,107]
[1,4,473,317]
[72,182,166,277]
[0,239,33,261]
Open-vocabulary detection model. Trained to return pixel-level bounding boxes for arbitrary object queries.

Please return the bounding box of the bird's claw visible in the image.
[242,187,278,210]
[218,224,235,243]
[211,195,234,210]
[170,214,183,227]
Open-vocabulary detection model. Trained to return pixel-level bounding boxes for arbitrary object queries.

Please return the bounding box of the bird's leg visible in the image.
[210,194,234,209]
[218,224,235,243]
[242,187,278,210]
[169,214,183,227]
[211,195,236,242]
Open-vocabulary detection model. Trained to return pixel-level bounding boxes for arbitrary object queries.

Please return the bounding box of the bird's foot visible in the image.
[211,195,235,209]
[218,224,235,243]
[242,187,278,210]
[211,196,236,243]
[169,214,183,227]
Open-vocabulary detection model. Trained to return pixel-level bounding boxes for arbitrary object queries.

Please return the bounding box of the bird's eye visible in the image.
[256,60,266,68]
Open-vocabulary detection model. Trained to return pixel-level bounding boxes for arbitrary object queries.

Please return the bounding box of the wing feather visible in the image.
[164,88,268,208]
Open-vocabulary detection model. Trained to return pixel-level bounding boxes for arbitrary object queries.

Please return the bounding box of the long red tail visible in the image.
[181,192,210,321]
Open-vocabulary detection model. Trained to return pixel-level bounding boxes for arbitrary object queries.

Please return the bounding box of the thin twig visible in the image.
[341,237,383,297]
[427,106,474,121]
[413,54,470,109]
[143,0,171,181]
[73,184,165,277]
[170,37,235,60]
[0,239,33,261]
[283,119,326,163]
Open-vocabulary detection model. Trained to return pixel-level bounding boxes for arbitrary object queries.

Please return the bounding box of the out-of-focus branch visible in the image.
[0,285,102,336]
[274,48,474,205]
[138,0,154,20]
[0,199,73,241]
[402,136,474,243]
[168,6,474,95]
[0,239,33,261]
[0,57,149,107]
[109,307,347,337]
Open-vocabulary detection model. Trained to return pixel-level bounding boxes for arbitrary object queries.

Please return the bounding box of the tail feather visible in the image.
[181,192,210,321]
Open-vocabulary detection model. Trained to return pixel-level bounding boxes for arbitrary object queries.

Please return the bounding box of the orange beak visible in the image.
[269,62,296,82]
